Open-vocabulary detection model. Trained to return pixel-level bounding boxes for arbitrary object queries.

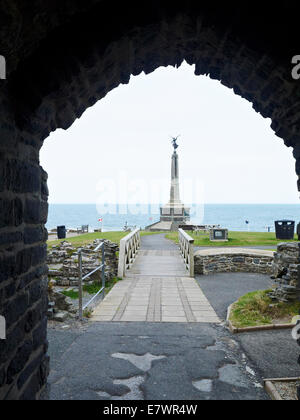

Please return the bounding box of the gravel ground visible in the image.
[196,272,300,382]
[237,329,300,379]
[273,380,300,400]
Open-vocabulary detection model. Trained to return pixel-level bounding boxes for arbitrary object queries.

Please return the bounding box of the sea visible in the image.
[46,204,300,233]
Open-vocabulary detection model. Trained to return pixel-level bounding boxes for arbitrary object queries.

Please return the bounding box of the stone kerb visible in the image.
[194,248,274,276]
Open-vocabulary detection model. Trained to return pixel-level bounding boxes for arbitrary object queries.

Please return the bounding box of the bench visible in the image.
[77,225,89,234]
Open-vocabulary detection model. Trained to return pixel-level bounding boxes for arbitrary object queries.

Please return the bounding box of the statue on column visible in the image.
[145,134,190,231]
[171,136,180,151]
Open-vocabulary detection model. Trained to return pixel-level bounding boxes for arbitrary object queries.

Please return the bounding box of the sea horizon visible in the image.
[46,203,300,233]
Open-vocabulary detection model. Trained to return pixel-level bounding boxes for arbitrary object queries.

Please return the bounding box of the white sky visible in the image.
[40,62,299,205]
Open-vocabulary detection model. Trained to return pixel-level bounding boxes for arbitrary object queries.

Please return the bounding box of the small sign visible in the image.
[210,228,229,242]
[215,231,224,238]
[0,316,6,340]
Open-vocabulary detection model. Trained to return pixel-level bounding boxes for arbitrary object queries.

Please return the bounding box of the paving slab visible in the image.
[92,234,220,324]
[91,276,220,324]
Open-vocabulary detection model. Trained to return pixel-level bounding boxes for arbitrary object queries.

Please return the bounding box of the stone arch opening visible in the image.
[0,1,300,399]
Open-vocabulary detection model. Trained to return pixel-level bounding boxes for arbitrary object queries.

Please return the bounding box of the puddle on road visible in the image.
[111,352,166,372]
[96,352,166,400]
[112,376,144,400]
[192,379,213,393]
[218,364,249,389]
[97,376,145,400]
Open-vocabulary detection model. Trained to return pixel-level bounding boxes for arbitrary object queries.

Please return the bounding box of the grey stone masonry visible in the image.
[0,88,49,400]
[0,0,300,401]
[271,243,300,400]
[194,249,274,276]
[270,243,300,302]
[47,239,119,287]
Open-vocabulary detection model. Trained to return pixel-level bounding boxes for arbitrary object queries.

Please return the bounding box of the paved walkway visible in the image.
[46,322,268,400]
[92,234,220,323]
[92,276,219,323]
[128,250,188,276]
[196,272,274,321]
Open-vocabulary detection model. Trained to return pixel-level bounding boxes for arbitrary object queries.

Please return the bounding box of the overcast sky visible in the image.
[40,62,299,205]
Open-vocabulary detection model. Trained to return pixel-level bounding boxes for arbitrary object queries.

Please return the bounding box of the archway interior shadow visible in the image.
[1,2,300,400]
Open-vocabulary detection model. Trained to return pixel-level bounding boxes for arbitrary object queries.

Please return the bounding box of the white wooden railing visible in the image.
[78,242,105,320]
[118,228,141,278]
[178,228,195,277]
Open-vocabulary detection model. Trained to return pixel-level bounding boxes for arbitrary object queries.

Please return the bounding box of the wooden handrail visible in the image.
[117,228,141,278]
[178,228,194,277]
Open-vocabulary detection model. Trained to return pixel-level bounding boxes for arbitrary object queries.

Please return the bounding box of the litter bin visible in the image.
[57,225,66,239]
[275,220,295,240]
[297,223,300,241]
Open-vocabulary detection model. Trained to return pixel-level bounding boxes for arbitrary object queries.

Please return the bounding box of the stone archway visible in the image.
[0,1,299,399]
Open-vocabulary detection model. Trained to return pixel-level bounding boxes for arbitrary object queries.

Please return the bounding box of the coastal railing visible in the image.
[118,228,141,278]
[178,228,195,277]
[78,242,105,320]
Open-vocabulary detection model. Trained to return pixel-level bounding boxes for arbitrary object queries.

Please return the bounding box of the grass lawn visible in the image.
[229,290,300,328]
[165,231,298,247]
[47,230,163,248]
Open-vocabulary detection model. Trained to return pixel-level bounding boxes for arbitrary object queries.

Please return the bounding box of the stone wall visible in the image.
[0,85,49,399]
[269,243,300,302]
[0,0,300,400]
[47,239,119,287]
[194,249,274,276]
[271,243,300,400]
[47,287,74,323]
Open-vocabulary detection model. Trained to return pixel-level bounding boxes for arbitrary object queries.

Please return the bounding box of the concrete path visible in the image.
[196,272,274,321]
[92,276,220,323]
[140,233,176,250]
[128,250,188,276]
[92,234,219,323]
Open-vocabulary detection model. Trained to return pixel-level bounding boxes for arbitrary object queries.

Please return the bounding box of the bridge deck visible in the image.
[127,249,189,277]
[92,234,220,323]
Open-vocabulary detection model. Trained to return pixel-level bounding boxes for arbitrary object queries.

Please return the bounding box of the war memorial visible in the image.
[147,137,190,231]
